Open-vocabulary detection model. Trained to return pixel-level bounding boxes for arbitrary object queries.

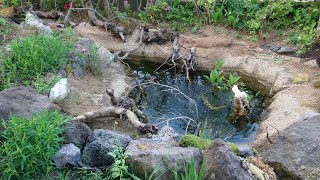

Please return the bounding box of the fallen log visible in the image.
[72,106,158,134]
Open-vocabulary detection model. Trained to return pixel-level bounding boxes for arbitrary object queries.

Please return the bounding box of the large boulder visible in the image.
[0,86,53,121]
[203,139,255,180]
[63,122,92,149]
[81,129,132,167]
[52,143,81,168]
[126,138,202,180]
[263,114,320,179]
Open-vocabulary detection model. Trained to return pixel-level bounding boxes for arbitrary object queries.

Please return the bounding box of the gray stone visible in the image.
[82,129,132,167]
[277,46,295,54]
[269,45,281,52]
[151,125,178,142]
[263,115,320,179]
[0,86,52,121]
[52,143,81,168]
[126,138,202,180]
[203,139,255,180]
[72,63,85,79]
[58,69,68,78]
[49,78,71,102]
[23,12,53,37]
[238,144,254,158]
[63,122,92,149]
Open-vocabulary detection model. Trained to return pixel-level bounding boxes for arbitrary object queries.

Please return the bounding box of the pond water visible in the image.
[125,60,266,144]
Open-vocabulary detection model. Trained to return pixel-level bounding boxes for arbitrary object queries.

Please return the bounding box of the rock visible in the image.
[58,69,68,78]
[267,44,295,54]
[277,46,295,54]
[23,12,53,37]
[203,139,255,180]
[98,46,114,64]
[269,45,281,52]
[82,129,132,167]
[151,125,178,141]
[247,157,277,180]
[238,144,254,158]
[126,138,202,179]
[63,122,92,149]
[0,86,52,121]
[72,63,85,79]
[292,73,309,84]
[263,114,320,179]
[52,143,81,168]
[49,78,71,102]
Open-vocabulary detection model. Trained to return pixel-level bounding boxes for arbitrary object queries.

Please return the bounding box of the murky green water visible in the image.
[126,60,266,143]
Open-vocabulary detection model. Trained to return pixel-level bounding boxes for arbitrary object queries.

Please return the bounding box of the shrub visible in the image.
[0,35,72,90]
[0,111,70,179]
[39,0,69,11]
[179,134,212,150]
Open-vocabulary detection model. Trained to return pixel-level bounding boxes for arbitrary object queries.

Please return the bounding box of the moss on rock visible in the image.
[226,142,240,156]
[179,135,212,150]
[179,135,242,156]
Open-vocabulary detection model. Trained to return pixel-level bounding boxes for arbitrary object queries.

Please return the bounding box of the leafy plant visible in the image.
[226,12,239,29]
[108,146,138,179]
[0,111,69,179]
[31,75,62,94]
[0,34,72,90]
[204,59,224,87]
[2,0,19,6]
[228,73,241,88]
[211,8,223,24]
[173,159,206,180]
[0,17,14,45]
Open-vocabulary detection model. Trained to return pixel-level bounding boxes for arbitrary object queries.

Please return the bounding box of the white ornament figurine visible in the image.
[232,85,249,118]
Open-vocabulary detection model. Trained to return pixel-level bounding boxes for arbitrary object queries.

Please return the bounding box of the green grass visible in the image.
[0,34,72,91]
[0,111,70,179]
[0,17,14,45]
[173,159,206,180]
[30,75,62,94]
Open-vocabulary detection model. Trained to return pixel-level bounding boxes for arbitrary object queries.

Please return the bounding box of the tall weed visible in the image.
[0,111,70,179]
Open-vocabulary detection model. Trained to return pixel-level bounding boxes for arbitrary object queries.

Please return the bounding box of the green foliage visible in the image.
[108,146,139,179]
[211,8,223,24]
[173,159,206,180]
[0,17,14,45]
[0,34,72,90]
[228,73,241,88]
[226,13,239,29]
[55,168,107,180]
[31,75,62,94]
[226,142,240,156]
[39,0,69,11]
[204,59,224,88]
[2,0,19,6]
[179,134,212,150]
[139,0,169,23]
[0,111,69,179]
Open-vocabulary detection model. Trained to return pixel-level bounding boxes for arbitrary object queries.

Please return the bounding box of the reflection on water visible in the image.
[125,60,266,143]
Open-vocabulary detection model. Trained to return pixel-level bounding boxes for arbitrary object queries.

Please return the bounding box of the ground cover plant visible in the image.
[0,111,70,179]
[0,31,74,92]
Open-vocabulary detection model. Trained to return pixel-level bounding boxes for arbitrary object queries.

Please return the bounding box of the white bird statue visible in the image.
[232,85,249,118]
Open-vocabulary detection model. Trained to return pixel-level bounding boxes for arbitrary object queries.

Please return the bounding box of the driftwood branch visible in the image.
[113,25,145,61]
[72,106,158,134]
